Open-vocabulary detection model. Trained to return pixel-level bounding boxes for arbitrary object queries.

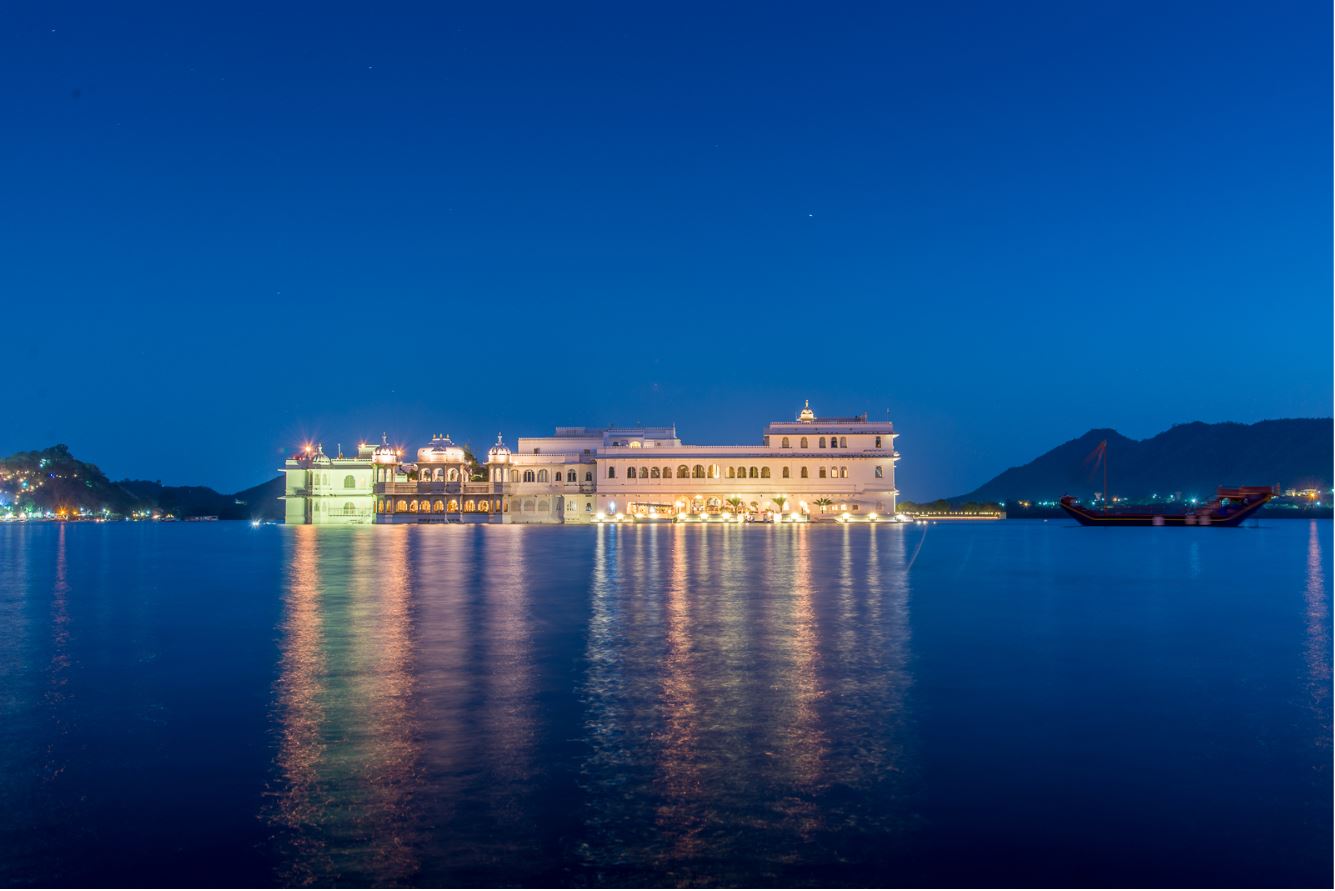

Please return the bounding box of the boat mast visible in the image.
[1104,441,1109,504]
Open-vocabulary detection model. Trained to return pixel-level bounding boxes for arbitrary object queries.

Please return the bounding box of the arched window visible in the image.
[567,470,576,482]
[409,499,419,512]
[396,499,408,512]
[677,465,690,479]
[522,498,536,512]
[840,466,848,478]
[585,502,593,512]
[708,464,719,479]
[640,466,648,479]
[693,465,705,479]
[782,467,790,479]
[662,467,672,479]
[523,470,535,482]
[376,500,383,513]
[537,499,549,513]
[447,499,459,512]
[478,500,490,512]
[819,468,827,479]
[801,467,809,479]
[344,474,356,489]
[433,499,445,512]
[726,467,735,479]
[651,467,661,479]
[800,437,808,448]
[749,467,759,479]
[448,467,460,481]
[627,467,637,479]
[761,467,771,479]
[819,437,826,448]
[585,471,593,481]
[537,469,549,482]
[343,502,357,515]
[464,499,476,512]
[839,436,847,448]
[875,435,882,448]
[608,466,616,478]
[874,466,883,478]
[781,437,790,448]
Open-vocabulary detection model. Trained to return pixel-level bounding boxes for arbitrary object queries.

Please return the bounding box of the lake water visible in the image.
[0,520,1329,887]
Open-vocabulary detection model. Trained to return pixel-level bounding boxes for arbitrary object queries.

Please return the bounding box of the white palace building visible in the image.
[280,402,900,525]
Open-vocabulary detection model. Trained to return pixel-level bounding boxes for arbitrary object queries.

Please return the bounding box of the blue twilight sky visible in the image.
[1,2,1329,498]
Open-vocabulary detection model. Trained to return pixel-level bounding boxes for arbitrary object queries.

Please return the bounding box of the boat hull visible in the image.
[1059,489,1272,528]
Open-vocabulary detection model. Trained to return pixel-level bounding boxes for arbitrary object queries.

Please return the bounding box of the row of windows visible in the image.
[375,496,597,515]
[519,469,594,483]
[380,498,496,513]
[774,435,883,449]
[608,464,883,480]
[612,464,719,480]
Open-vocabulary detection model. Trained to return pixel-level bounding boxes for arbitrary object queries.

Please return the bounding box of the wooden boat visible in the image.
[1059,486,1274,527]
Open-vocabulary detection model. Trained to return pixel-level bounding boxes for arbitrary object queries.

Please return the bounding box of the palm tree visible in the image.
[725,496,744,515]
[772,495,788,513]
[813,497,833,514]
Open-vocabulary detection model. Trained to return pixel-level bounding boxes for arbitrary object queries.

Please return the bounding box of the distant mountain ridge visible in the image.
[951,419,1332,503]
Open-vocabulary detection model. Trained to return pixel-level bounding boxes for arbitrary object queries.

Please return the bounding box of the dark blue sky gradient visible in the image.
[2,2,1329,497]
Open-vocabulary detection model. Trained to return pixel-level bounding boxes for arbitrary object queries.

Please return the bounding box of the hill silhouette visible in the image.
[1,444,283,520]
[951,419,1332,503]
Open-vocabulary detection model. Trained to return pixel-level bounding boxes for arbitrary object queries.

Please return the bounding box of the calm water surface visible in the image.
[0,521,1329,887]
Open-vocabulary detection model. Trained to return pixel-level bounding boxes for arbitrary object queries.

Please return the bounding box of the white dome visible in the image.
[417,433,465,464]
[487,434,511,463]
[372,433,399,464]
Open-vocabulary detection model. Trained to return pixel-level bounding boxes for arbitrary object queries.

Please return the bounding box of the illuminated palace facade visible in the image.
[280,403,899,524]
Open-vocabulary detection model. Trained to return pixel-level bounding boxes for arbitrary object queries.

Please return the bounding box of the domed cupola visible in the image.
[311,443,332,466]
[798,399,815,422]
[417,433,466,464]
[372,432,399,465]
[487,433,511,464]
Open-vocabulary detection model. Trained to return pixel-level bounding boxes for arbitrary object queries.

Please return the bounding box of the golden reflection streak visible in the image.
[779,524,826,803]
[42,523,71,785]
[356,526,420,883]
[1303,521,1330,741]
[654,523,705,865]
[481,526,537,807]
[272,527,421,885]
[273,525,331,884]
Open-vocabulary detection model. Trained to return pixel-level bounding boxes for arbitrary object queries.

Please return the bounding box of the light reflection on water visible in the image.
[1304,521,1330,741]
[269,524,916,885]
[2,520,1328,887]
[271,527,421,885]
